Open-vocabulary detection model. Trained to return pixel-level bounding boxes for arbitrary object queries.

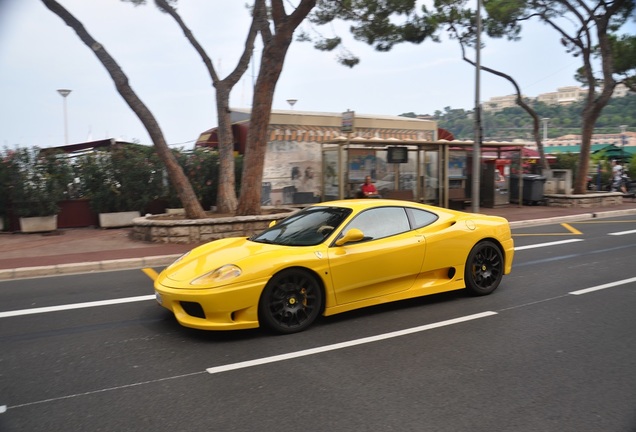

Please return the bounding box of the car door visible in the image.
[327,206,426,305]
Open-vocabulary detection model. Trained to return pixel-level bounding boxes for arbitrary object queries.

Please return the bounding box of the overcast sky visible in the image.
[0,0,625,149]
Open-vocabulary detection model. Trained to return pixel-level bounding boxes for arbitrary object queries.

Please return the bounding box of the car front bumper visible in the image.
[154,278,268,331]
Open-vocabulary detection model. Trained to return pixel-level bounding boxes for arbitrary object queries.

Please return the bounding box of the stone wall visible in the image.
[132,208,297,244]
[544,192,624,208]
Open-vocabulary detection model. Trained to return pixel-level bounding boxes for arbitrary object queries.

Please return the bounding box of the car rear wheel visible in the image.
[259,269,323,334]
[464,241,503,296]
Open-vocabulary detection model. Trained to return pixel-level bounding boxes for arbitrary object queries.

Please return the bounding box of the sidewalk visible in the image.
[1,201,635,280]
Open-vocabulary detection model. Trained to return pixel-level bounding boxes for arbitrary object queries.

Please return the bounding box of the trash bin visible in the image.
[509,174,546,204]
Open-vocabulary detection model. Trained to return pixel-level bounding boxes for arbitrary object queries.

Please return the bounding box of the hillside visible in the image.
[402,93,635,141]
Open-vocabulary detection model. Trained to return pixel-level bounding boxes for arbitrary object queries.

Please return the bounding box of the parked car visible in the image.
[374,172,417,192]
[154,199,514,334]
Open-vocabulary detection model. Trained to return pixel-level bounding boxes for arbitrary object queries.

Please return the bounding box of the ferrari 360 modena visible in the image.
[154,199,514,334]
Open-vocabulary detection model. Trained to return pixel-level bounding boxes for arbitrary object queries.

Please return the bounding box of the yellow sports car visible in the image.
[154,199,514,334]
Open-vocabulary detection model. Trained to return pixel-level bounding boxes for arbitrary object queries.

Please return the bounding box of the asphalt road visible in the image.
[1,215,636,431]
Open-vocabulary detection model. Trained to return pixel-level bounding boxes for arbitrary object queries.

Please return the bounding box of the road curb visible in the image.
[0,254,181,281]
[508,208,636,228]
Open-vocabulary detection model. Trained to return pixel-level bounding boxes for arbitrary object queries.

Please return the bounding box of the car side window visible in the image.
[346,207,410,241]
[406,208,438,229]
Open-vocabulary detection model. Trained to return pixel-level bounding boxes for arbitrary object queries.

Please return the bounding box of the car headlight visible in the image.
[191,264,242,286]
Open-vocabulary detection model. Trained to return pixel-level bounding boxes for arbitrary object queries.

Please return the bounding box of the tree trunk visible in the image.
[42,0,207,219]
[214,84,238,213]
[154,0,263,214]
[459,43,549,170]
[236,41,289,215]
[572,5,619,194]
[236,0,316,215]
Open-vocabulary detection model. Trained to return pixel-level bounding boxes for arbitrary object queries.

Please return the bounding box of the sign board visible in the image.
[387,146,408,164]
[341,110,355,134]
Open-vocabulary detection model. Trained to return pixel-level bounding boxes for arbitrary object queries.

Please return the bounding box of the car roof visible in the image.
[312,198,445,214]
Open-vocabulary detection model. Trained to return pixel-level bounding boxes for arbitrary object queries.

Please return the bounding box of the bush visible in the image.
[74,144,164,213]
[1,147,73,217]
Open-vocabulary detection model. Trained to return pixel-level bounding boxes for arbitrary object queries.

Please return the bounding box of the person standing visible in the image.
[611,160,626,193]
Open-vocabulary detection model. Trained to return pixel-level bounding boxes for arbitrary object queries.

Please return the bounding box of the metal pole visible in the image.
[471,0,482,213]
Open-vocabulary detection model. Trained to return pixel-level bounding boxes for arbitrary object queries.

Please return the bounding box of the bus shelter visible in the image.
[321,137,528,210]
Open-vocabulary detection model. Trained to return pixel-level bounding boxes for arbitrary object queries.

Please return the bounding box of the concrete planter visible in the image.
[98,211,141,228]
[132,207,298,244]
[165,208,185,215]
[19,215,58,233]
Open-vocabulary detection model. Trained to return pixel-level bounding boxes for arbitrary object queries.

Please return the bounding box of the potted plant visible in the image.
[6,147,73,233]
[75,144,164,227]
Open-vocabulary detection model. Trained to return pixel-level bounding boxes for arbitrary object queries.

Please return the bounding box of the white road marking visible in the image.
[5,271,634,410]
[570,276,636,295]
[0,295,154,319]
[6,312,497,410]
[6,371,205,410]
[206,311,498,375]
[608,229,636,236]
[515,239,583,251]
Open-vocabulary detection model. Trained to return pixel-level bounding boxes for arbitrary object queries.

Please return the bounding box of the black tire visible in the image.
[464,241,504,296]
[259,269,323,334]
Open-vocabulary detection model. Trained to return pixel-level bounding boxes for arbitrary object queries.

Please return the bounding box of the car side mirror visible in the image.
[268,220,277,228]
[335,228,364,246]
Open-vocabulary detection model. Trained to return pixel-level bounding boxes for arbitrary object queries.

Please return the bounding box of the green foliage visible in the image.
[314,36,342,51]
[434,94,636,140]
[2,144,243,217]
[611,34,636,91]
[74,144,164,214]
[1,147,74,217]
[163,148,243,210]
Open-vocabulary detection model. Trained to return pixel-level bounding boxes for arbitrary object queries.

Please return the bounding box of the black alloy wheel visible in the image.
[259,269,323,334]
[464,240,504,296]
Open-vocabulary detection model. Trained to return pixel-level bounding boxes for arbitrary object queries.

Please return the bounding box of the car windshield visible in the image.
[251,206,352,246]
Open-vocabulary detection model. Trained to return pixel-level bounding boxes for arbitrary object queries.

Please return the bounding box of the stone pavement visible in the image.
[1,201,635,280]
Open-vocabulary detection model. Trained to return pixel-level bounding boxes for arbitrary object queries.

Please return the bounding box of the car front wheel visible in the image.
[259,269,323,334]
[464,241,503,296]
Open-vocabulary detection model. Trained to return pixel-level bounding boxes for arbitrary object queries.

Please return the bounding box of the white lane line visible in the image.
[206,311,497,375]
[6,371,205,411]
[0,295,154,319]
[0,405,6,414]
[608,229,636,236]
[515,239,583,251]
[570,276,636,295]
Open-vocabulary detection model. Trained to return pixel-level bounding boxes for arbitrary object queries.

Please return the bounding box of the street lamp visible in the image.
[286,99,297,110]
[57,89,72,144]
[542,118,550,142]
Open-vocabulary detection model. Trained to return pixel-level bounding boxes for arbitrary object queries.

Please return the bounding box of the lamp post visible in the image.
[57,89,72,144]
[286,99,297,110]
[542,118,550,142]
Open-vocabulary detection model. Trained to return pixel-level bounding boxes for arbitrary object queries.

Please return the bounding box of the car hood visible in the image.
[163,237,282,283]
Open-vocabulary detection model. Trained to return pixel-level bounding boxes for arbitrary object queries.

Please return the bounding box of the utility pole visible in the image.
[471,0,482,214]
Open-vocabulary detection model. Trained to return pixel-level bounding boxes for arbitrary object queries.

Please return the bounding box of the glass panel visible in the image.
[323,149,340,201]
[421,150,439,204]
[346,207,410,240]
[407,207,439,229]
